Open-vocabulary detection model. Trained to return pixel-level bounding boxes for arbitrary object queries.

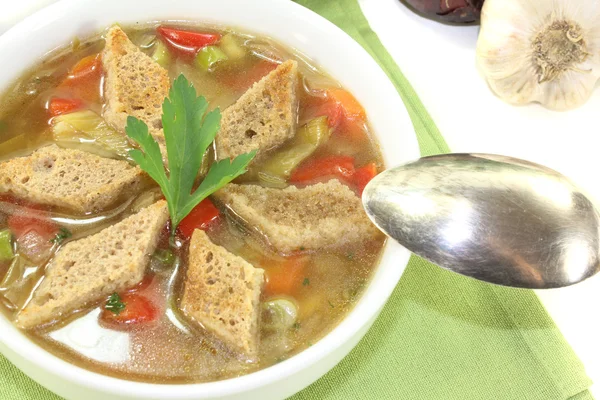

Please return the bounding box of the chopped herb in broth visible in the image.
[0,22,386,384]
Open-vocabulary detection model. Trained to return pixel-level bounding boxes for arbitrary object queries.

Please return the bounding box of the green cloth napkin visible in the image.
[0,1,594,399]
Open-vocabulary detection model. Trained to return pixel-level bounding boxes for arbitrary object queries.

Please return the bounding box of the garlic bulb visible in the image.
[476,0,600,111]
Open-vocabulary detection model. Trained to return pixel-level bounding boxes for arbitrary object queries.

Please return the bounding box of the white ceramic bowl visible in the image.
[0,0,419,399]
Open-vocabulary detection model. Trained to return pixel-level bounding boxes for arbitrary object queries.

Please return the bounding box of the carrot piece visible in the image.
[48,97,83,116]
[326,88,366,123]
[263,257,308,297]
[58,54,103,103]
[353,163,378,196]
[177,198,220,239]
[290,155,356,184]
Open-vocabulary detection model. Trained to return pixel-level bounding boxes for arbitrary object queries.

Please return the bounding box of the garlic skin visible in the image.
[476,0,600,111]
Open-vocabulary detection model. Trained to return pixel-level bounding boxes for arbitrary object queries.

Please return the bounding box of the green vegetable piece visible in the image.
[52,110,133,160]
[153,248,175,265]
[152,40,171,68]
[258,116,330,179]
[302,278,310,286]
[196,46,228,71]
[105,293,126,315]
[262,298,298,331]
[0,230,14,262]
[50,227,72,245]
[220,33,246,60]
[126,74,256,233]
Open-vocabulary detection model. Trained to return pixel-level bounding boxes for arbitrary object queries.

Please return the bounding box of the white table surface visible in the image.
[1,0,599,397]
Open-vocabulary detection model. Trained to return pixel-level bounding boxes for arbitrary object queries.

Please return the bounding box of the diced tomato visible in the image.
[48,97,83,117]
[7,207,57,240]
[58,53,103,103]
[157,26,221,58]
[290,155,356,184]
[99,293,159,330]
[7,204,58,263]
[304,89,367,141]
[353,163,378,196]
[218,59,278,92]
[177,198,220,239]
[263,256,308,297]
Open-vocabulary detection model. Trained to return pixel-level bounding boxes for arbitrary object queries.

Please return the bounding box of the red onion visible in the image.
[402,0,484,24]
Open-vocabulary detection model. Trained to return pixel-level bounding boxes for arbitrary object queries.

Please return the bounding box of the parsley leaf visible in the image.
[50,227,72,245]
[105,293,126,315]
[126,74,256,231]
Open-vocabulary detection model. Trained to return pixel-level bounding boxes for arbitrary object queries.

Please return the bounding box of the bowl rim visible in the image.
[0,0,419,398]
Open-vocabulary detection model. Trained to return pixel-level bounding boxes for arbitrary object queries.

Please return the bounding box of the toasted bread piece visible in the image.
[216,180,383,253]
[0,145,143,213]
[181,229,264,358]
[102,26,170,149]
[16,201,169,329]
[215,60,298,163]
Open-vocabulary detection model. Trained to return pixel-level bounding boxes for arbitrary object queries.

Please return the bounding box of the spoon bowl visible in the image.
[363,154,600,289]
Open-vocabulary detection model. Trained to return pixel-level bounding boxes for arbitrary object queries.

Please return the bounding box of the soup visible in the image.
[0,23,385,383]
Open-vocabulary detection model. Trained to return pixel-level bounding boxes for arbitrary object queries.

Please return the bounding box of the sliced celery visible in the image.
[52,110,132,160]
[0,229,13,262]
[0,134,27,155]
[220,33,246,60]
[196,46,228,71]
[257,116,331,179]
[152,40,171,68]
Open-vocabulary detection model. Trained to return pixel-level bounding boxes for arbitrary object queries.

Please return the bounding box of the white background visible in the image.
[1,0,599,397]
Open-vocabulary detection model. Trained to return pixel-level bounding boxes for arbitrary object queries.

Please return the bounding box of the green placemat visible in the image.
[0,1,594,399]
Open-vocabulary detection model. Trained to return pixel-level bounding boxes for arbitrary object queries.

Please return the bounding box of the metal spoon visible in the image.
[362,154,600,289]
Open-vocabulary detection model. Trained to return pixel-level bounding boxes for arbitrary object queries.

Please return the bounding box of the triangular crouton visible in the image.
[215,180,383,254]
[0,145,144,213]
[215,60,298,163]
[17,201,169,329]
[181,229,264,358]
[101,26,170,149]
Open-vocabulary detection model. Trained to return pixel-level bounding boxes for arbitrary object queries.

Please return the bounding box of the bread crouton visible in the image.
[181,229,264,358]
[0,145,144,213]
[215,180,383,254]
[102,26,169,150]
[215,60,298,163]
[16,201,169,329]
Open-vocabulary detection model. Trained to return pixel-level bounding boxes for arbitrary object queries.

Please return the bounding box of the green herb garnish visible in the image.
[126,75,256,233]
[50,227,72,245]
[328,300,335,308]
[346,252,354,260]
[302,278,310,286]
[105,293,126,315]
[292,322,301,330]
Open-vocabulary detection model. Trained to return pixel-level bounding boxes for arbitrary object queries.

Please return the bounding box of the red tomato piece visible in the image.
[48,97,83,117]
[157,26,221,58]
[177,198,220,239]
[305,89,368,141]
[7,204,58,263]
[7,207,57,239]
[353,163,378,196]
[100,293,159,330]
[290,155,356,184]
